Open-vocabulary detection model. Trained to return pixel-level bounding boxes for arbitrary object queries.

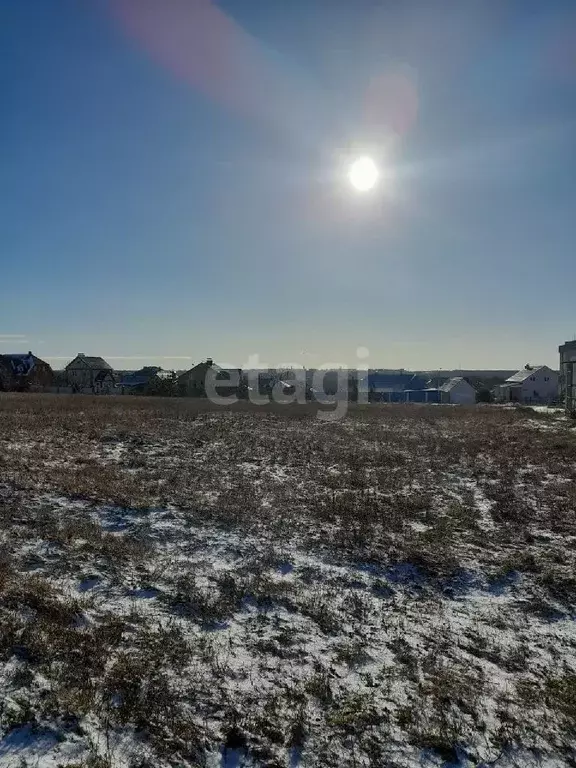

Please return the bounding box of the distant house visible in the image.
[0,352,53,391]
[117,366,169,395]
[65,354,115,394]
[438,377,477,405]
[559,340,576,415]
[495,365,558,404]
[360,371,427,402]
[178,359,242,397]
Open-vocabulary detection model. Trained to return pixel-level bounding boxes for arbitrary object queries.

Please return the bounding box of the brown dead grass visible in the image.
[1,393,576,765]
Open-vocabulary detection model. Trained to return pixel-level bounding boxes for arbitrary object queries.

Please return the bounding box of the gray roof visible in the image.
[439,376,475,393]
[67,355,112,371]
[178,360,222,380]
[505,366,546,384]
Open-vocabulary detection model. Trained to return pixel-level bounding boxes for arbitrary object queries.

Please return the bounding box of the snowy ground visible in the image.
[0,394,575,767]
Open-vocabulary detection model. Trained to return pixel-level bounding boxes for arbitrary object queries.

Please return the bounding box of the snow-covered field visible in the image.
[0,394,575,767]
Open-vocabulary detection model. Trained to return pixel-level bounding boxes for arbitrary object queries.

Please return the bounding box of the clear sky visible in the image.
[2,0,575,371]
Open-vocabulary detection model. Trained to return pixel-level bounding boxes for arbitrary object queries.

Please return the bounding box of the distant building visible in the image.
[65,354,115,394]
[438,377,477,405]
[559,340,576,415]
[0,352,52,391]
[117,366,168,394]
[178,359,242,397]
[361,371,427,402]
[495,365,558,404]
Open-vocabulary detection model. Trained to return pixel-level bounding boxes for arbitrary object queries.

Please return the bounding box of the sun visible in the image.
[348,156,379,192]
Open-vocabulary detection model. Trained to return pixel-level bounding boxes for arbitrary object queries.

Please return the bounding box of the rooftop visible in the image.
[505,366,548,384]
[67,355,112,371]
[0,352,34,360]
[0,353,39,375]
[439,376,474,392]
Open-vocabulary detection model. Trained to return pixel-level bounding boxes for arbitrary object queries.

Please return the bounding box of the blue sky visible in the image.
[2,0,575,370]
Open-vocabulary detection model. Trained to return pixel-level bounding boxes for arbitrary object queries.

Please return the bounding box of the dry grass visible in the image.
[0,393,575,766]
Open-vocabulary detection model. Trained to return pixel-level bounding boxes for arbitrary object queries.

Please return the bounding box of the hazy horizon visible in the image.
[1,331,572,373]
[11,344,553,375]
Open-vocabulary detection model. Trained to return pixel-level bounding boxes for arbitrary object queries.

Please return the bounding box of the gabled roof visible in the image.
[66,355,112,371]
[439,376,475,393]
[178,360,222,380]
[505,366,547,384]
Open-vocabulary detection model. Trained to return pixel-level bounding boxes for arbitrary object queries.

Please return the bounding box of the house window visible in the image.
[530,376,535,381]
[544,377,549,381]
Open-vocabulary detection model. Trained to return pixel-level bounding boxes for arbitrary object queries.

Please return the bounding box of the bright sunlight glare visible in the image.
[348,156,379,192]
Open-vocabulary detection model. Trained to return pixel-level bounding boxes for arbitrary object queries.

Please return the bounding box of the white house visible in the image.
[496,365,558,404]
[439,377,477,405]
